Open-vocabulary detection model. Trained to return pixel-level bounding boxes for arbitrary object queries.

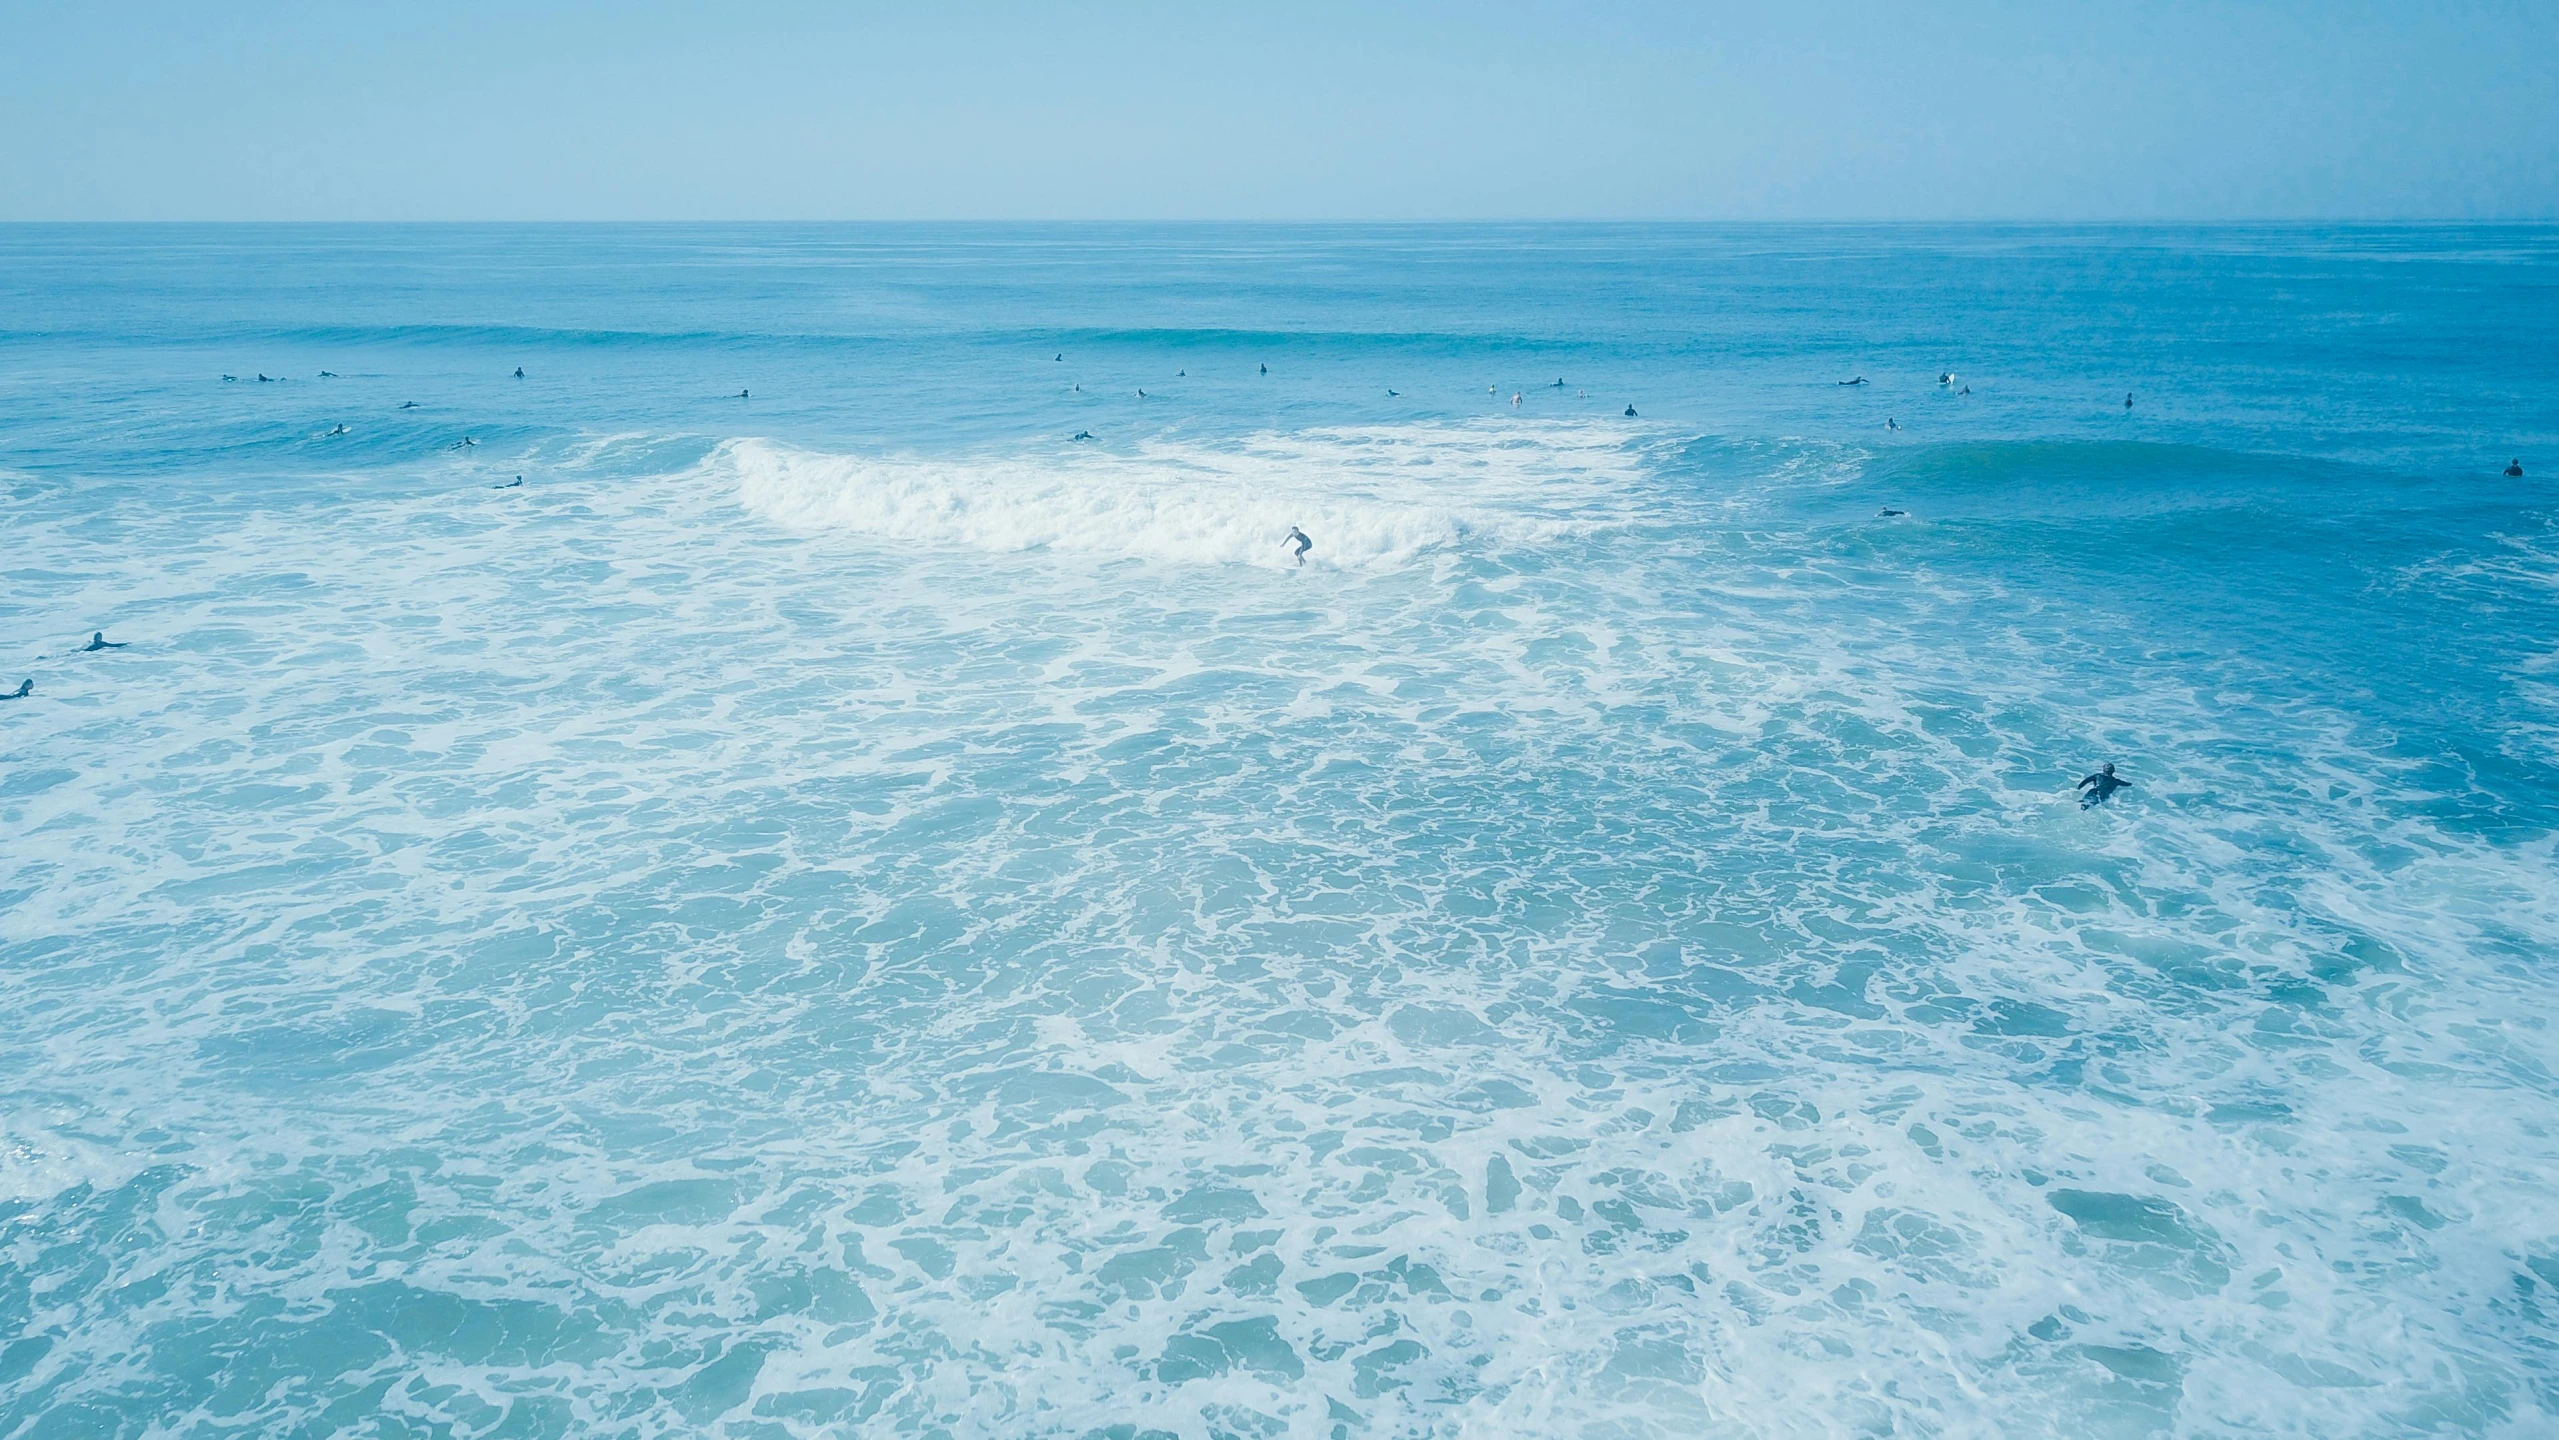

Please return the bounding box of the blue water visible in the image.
[4,224,2557,1438]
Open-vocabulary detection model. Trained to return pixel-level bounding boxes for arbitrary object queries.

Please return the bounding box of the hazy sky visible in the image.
[5,0,2553,221]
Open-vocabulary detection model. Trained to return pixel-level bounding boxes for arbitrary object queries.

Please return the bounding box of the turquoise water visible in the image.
[3,224,2557,1438]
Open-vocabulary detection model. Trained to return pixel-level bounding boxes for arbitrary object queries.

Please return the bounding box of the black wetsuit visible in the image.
[1285,528,1313,565]
[3,680,30,700]
[2076,768,2132,808]
[81,633,125,652]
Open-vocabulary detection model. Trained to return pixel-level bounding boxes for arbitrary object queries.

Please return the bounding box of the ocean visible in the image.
[3,223,2556,1437]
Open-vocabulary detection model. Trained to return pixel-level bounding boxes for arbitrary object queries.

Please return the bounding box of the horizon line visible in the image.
[5,215,2558,228]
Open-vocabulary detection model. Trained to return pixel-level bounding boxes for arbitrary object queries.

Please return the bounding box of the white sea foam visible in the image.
[724,422,1651,570]
[7,420,2559,1438]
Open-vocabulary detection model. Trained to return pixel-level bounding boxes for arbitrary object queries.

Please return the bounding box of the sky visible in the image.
[3,0,2554,221]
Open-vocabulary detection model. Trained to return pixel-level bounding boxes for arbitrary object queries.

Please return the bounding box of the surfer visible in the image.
[1260,363,1268,375]
[1386,389,1398,397]
[1552,378,1565,388]
[319,371,336,379]
[81,631,126,652]
[450,437,476,450]
[514,367,525,379]
[2124,392,2134,410]
[494,476,522,489]
[400,401,417,409]
[2507,459,2525,477]
[1624,404,1637,417]
[258,374,273,383]
[1283,526,1313,567]
[1839,376,1868,386]
[1878,507,1907,517]
[327,424,347,436]
[1072,430,1094,440]
[1137,389,1147,398]
[223,374,237,382]
[1056,353,1064,361]
[3,680,29,700]
[739,389,750,398]
[2076,763,2132,809]
[1887,417,1899,431]
[1939,373,1956,386]
[1960,385,1971,395]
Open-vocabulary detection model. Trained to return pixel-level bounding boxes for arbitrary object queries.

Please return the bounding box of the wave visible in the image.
[722,421,1653,570]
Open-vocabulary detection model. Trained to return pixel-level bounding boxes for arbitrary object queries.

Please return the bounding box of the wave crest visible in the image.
[723,422,1647,570]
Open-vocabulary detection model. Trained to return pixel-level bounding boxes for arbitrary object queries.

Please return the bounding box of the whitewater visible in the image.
[4,224,2558,1438]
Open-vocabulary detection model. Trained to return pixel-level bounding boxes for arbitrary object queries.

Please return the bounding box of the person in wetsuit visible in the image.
[2076,762,2132,808]
[80,632,126,652]
[2508,459,2526,477]
[1283,526,1313,566]
[3,679,30,700]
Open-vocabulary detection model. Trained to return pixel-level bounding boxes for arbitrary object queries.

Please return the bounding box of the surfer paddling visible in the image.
[2076,763,2133,809]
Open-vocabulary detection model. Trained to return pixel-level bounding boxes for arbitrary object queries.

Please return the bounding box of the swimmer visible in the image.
[81,631,126,652]
[514,367,525,379]
[3,680,29,700]
[2507,459,2525,477]
[1624,404,1637,417]
[494,476,521,489]
[1283,525,1313,567]
[2076,762,2133,808]
[1839,376,1868,386]
[1877,507,1907,517]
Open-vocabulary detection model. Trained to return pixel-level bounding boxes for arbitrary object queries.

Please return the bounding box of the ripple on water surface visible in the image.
[4,419,2559,1439]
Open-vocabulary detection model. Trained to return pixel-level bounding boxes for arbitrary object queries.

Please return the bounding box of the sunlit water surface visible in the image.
[4,225,2559,1438]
